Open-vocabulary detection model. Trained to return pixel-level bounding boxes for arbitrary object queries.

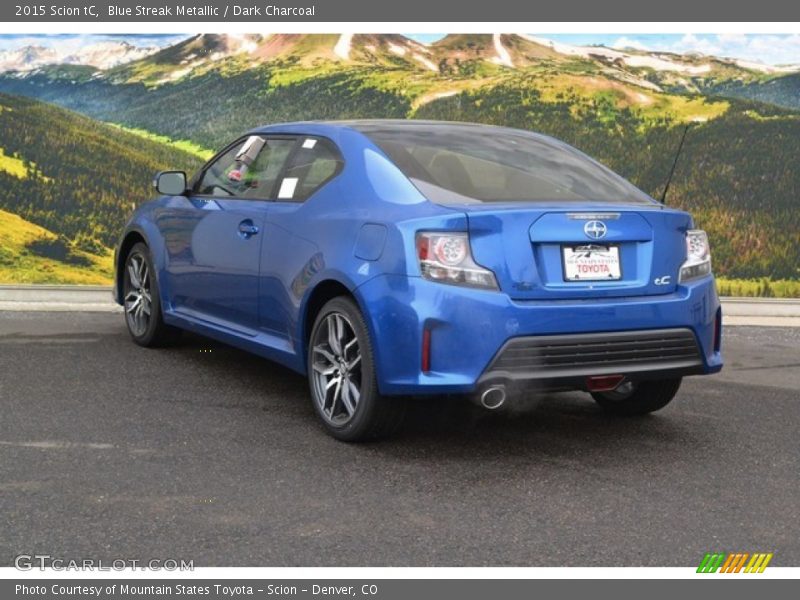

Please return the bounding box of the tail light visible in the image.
[679,229,712,283]
[415,232,498,291]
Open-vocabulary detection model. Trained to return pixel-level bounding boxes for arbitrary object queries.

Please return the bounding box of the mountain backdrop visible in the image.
[0,34,798,289]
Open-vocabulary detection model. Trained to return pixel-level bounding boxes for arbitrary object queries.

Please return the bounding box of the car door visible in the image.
[258,136,344,339]
[163,135,297,332]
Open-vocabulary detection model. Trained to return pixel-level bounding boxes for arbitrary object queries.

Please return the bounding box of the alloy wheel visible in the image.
[311,312,363,426]
[124,252,152,337]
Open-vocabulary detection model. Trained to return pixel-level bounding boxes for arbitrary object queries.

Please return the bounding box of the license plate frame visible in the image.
[562,244,622,282]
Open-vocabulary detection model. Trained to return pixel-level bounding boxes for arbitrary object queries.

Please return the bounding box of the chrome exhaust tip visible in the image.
[480,385,507,410]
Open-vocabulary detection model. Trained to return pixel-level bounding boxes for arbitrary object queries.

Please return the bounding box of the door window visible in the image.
[196,136,296,199]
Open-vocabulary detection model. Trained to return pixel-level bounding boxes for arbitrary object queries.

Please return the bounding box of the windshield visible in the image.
[358,122,656,205]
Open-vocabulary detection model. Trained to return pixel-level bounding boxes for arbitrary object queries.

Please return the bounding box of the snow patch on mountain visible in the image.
[227,34,258,54]
[625,54,711,74]
[733,58,800,73]
[413,54,438,72]
[521,35,713,74]
[492,34,514,68]
[617,73,663,92]
[388,43,407,57]
[334,34,353,60]
[0,41,158,72]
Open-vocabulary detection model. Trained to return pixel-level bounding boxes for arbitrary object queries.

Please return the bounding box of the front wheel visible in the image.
[123,242,181,347]
[308,297,405,442]
[591,378,682,416]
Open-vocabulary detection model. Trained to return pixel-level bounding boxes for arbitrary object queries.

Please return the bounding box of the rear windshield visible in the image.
[361,123,655,205]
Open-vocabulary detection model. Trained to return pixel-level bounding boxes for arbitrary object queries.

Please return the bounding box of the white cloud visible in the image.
[716,33,748,46]
[674,34,721,55]
[739,34,800,65]
[611,37,649,51]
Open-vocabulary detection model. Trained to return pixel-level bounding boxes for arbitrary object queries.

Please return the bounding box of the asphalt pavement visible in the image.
[1,312,798,567]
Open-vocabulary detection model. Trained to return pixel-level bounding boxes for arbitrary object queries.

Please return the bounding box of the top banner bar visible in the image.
[4,0,800,23]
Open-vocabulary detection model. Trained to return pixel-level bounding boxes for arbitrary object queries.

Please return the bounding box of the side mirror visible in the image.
[154,171,187,196]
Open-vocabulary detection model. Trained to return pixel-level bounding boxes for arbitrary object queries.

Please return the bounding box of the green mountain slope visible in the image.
[0,34,797,280]
[0,66,413,150]
[0,208,112,284]
[702,73,800,111]
[0,93,203,253]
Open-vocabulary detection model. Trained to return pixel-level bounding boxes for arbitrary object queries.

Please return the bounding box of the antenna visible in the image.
[660,119,702,204]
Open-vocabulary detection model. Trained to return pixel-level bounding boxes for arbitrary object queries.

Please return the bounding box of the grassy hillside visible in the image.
[0,34,797,285]
[0,209,112,284]
[0,93,203,251]
[106,123,214,160]
[0,66,413,150]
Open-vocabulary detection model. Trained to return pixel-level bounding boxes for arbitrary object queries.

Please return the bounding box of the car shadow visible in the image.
[171,331,699,460]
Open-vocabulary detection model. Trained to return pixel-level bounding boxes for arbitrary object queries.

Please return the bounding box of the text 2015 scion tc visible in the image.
[114,120,722,441]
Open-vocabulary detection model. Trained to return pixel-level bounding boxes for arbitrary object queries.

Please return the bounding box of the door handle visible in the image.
[238,219,260,239]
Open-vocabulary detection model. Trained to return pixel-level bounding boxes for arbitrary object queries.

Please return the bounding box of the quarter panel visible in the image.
[257,131,467,362]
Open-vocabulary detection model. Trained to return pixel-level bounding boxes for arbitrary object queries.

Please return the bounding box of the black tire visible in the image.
[122,242,181,347]
[307,296,405,442]
[591,377,682,416]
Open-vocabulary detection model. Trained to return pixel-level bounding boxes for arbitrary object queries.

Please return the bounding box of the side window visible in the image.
[276,138,343,202]
[196,136,296,199]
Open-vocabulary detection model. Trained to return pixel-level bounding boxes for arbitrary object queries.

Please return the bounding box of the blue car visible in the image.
[114,120,722,441]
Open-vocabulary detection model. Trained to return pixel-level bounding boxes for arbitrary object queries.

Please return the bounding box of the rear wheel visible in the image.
[308,297,405,442]
[591,378,682,416]
[123,242,181,347]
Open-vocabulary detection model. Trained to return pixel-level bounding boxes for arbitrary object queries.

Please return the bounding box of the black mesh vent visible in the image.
[488,328,703,378]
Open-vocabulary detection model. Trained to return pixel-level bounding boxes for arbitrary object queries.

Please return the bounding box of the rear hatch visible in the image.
[464,204,692,300]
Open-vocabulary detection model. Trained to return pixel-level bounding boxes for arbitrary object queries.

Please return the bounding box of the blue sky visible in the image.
[1,33,799,66]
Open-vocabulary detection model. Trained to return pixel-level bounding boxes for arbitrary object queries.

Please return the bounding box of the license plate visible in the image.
[562,244,621,281]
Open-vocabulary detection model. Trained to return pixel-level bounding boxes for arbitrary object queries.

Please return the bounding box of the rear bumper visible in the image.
[355,274,723,396]
[480,328,706,393]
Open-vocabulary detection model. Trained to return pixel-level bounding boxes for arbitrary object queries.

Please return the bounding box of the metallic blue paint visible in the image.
[115,121,722,396]
[356,274,721,394]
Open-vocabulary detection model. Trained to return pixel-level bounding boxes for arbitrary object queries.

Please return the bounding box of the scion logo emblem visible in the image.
[584,220,607,239]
